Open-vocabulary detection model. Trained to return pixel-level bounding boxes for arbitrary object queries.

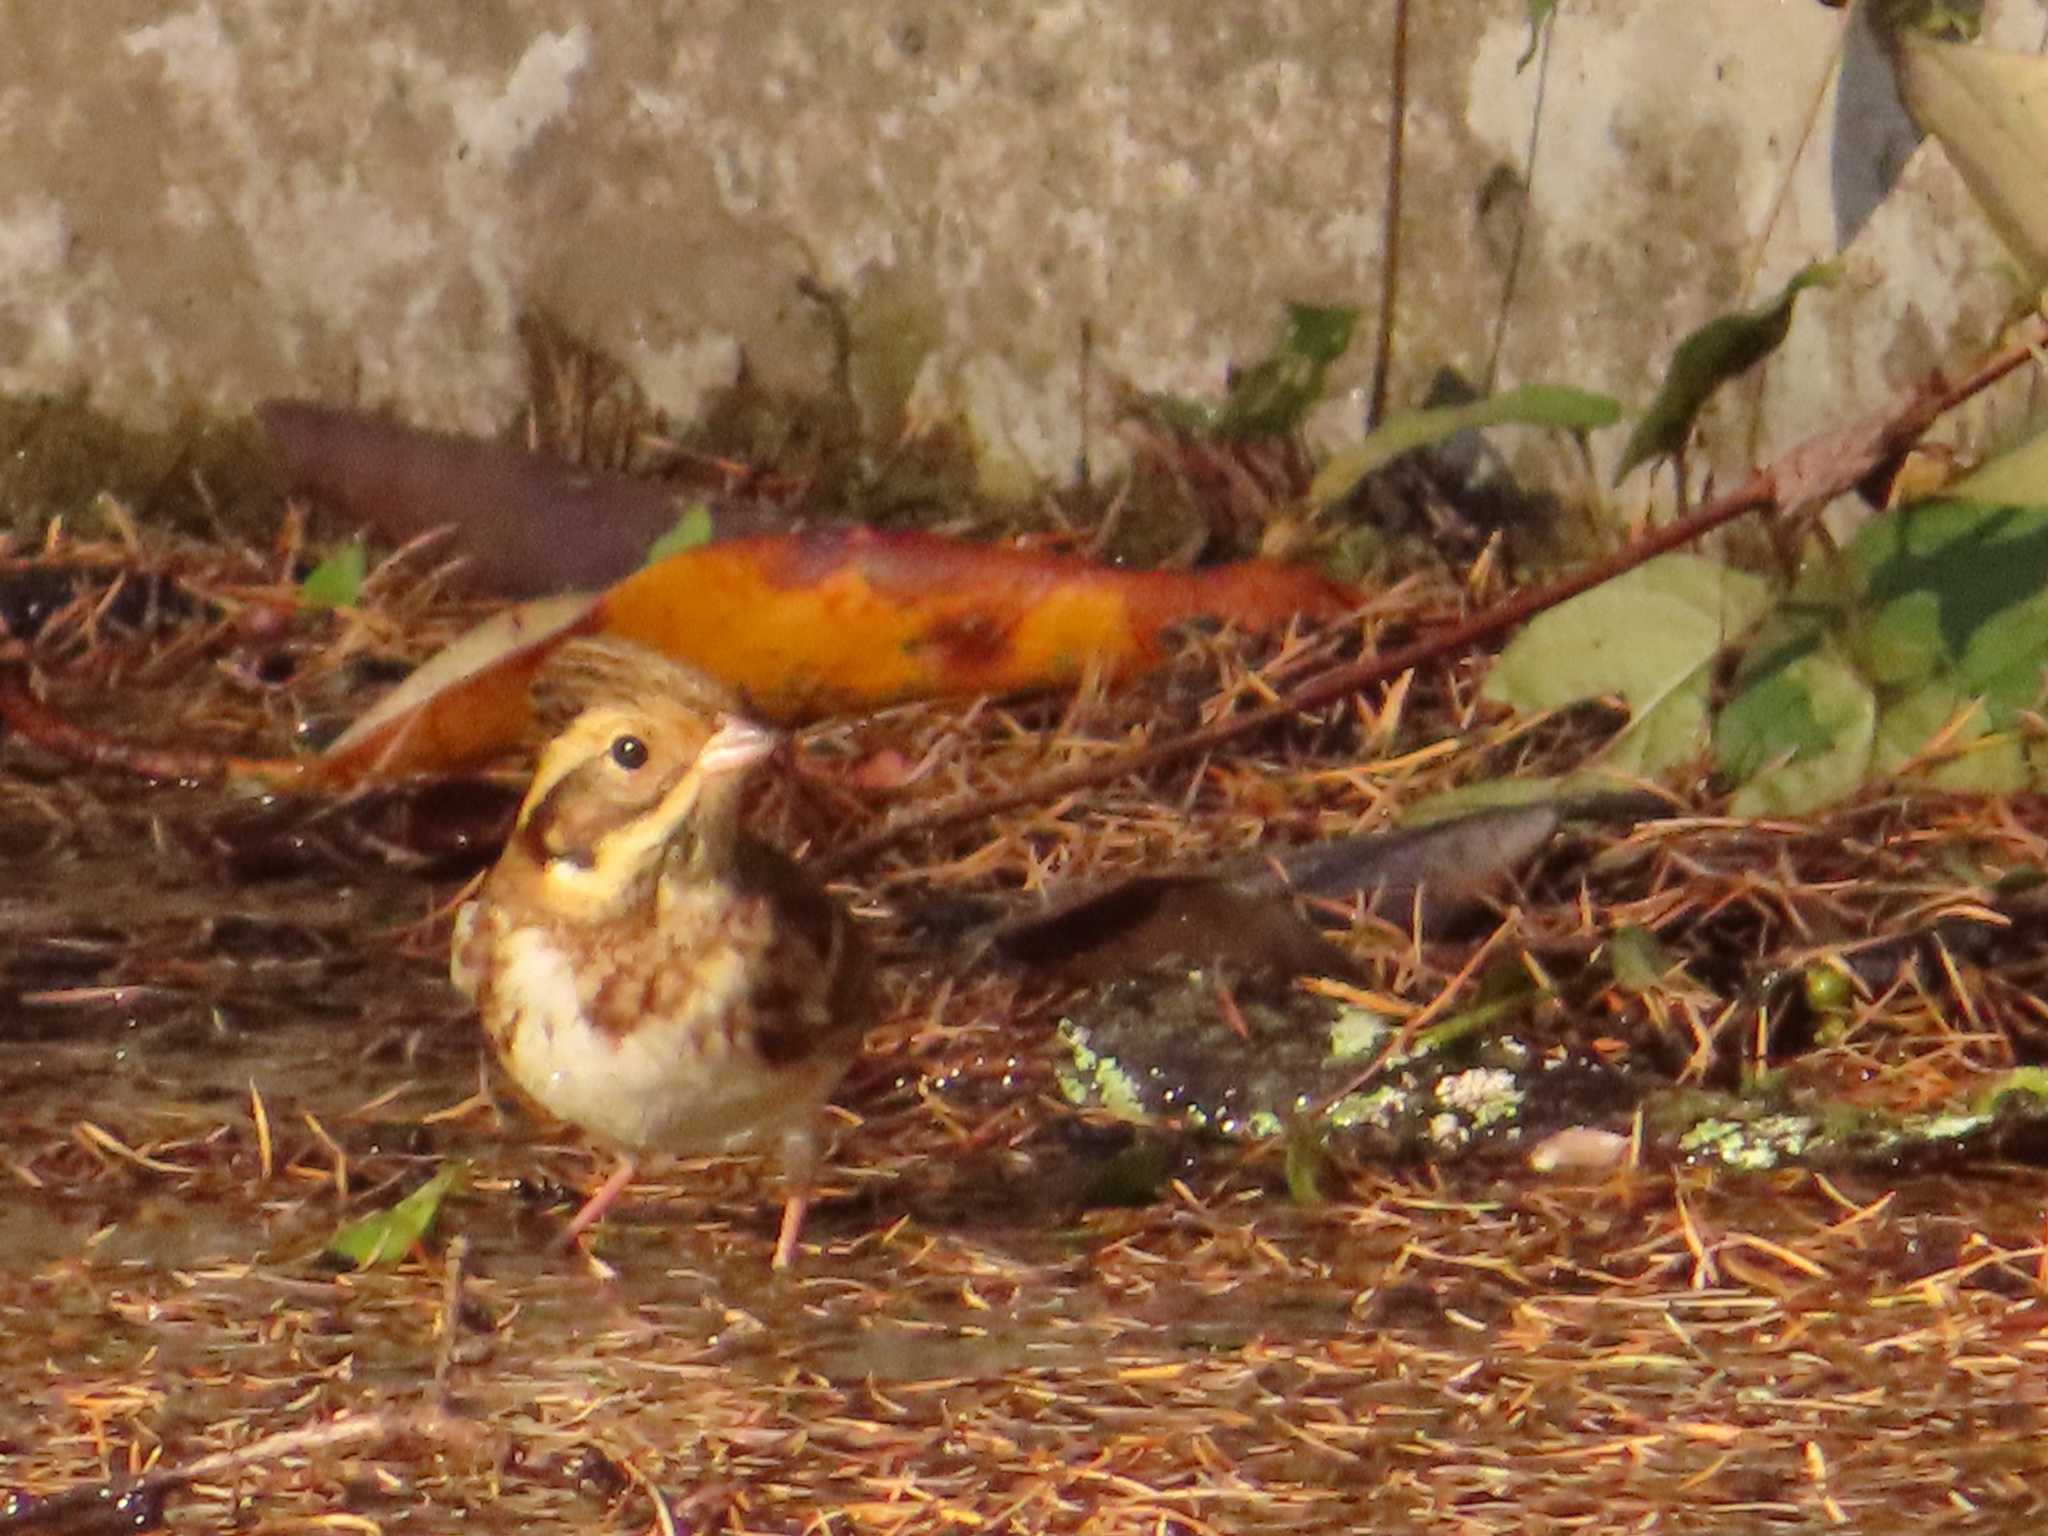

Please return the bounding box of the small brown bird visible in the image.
[451,637,869,1267]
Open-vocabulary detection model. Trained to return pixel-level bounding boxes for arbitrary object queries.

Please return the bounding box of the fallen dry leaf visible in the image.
[314,525,1358,784]
[262,399,789,596]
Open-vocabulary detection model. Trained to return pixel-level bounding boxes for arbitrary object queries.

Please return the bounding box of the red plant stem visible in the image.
[821,319,2046,876]
[0,664,303,785]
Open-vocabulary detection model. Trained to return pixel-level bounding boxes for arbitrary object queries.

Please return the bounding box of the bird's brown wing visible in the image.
[730,835,872,1070]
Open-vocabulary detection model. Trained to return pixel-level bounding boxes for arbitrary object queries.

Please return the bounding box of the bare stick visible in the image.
[434,1235,471,1409]
[1366,0,1410,429]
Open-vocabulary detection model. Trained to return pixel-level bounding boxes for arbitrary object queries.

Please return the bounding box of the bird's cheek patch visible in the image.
[519,772,601,869]
[520,760,668,867]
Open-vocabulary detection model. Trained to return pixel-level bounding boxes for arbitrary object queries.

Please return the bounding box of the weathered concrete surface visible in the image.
[1460,0,2040,490]
[0,1,2037,500]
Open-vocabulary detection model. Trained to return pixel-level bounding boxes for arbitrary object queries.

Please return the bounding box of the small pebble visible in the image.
[1527,1126,1631,1174]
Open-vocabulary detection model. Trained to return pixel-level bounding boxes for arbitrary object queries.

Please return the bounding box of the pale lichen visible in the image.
[1903,1109,1992,1143]
[1435,1067,1523,1129]
[1055,1018,1149,1121]
[1679,1114,1815,1170]
[1325,1085,1404,1130]
[1055,971,1571,1157]
[1327,1006,1390,1061]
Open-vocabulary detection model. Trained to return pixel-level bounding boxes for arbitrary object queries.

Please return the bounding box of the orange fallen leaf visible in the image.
[314,526,1357,785]
[602,525,1355,712]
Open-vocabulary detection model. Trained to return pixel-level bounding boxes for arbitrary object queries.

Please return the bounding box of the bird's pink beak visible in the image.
[698,716,779,777]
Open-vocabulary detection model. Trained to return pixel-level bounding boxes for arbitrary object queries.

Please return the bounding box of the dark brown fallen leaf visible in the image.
[989,805,1564,982]
[1242,804,1562,910]
[990,875,1365,984]
[261,399,790,597]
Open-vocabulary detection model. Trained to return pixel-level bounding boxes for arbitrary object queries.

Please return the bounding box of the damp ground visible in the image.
[6,758,2048,1535]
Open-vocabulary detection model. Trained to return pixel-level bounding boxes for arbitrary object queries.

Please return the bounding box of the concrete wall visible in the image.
[1,1,2036,499]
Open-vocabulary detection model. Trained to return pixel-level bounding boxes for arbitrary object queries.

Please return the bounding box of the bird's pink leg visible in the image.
[772,1124,823,1270]
[559,1157,637,1248]
[772,1191,810,1271]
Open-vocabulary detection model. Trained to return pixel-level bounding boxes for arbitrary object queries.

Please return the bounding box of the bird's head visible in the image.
[507,638,778,921]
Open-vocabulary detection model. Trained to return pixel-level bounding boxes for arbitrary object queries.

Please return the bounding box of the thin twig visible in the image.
[1483,11,1553,392]
[435,1234,470,1410]
[0,662,303,785]
[1366,0,1410,429]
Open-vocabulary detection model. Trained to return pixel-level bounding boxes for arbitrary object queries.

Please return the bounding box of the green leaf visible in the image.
[1898,35,2048,279]
[1079,1140,1173,1208]
[1322,523,1386,585]
[1309,382,1621,509]
[1871,0,1982,44]
[1483,554,1773,775]
[1413,972,1542,1054]
[1854,590,1946,687]
[1614,262,1841,484]
[1737,559,1863,689]
[1852,500,2048,661]
[1848,497,2048,746]
[1519,0,1559,70]
[643,502,716,564]
[1609,684,1717,778]
[1607,924,1673,993]
[1874,677,2024,792]
[1949,415,2048,505]
[301,541,367,609]
[1284,1123,1328,1205]
[1724,496,2048,805]
[1957,590,2048,705]
[1717,645,1876,816]
[1717,653,1852,778]
[1143,302,1358,440]
[329,1163,466,1268]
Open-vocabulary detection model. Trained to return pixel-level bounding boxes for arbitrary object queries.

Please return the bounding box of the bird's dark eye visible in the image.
[609,734,649,771]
